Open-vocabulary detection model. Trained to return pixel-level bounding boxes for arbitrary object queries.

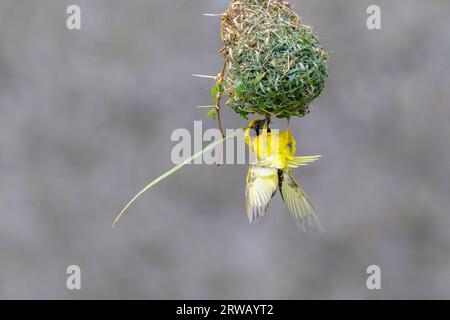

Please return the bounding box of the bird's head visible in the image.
[247,118,270,136]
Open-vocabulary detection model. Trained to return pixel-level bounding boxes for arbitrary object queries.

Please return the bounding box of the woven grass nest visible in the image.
[220,0,329,119]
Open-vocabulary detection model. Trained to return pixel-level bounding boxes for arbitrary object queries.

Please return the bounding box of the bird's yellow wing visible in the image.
[286,155,322,168]
[245,165,279,223]
[280,170,321,232]
[251,155,321,170]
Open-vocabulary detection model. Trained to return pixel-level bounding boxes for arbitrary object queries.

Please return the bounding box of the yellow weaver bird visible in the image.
[244,118,322,231]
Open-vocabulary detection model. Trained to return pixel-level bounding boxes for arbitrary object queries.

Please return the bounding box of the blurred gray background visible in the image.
[0,0,449,299]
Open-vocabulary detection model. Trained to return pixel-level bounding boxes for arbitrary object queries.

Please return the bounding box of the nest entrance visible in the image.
[220,0,329,119]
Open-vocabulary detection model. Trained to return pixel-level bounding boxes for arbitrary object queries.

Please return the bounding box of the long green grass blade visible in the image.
[112,129,242,228]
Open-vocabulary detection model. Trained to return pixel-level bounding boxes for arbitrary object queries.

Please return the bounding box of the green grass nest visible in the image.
[221,0,329,119]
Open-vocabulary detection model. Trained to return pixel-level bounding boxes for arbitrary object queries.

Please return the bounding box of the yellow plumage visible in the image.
[244,119,321,231]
